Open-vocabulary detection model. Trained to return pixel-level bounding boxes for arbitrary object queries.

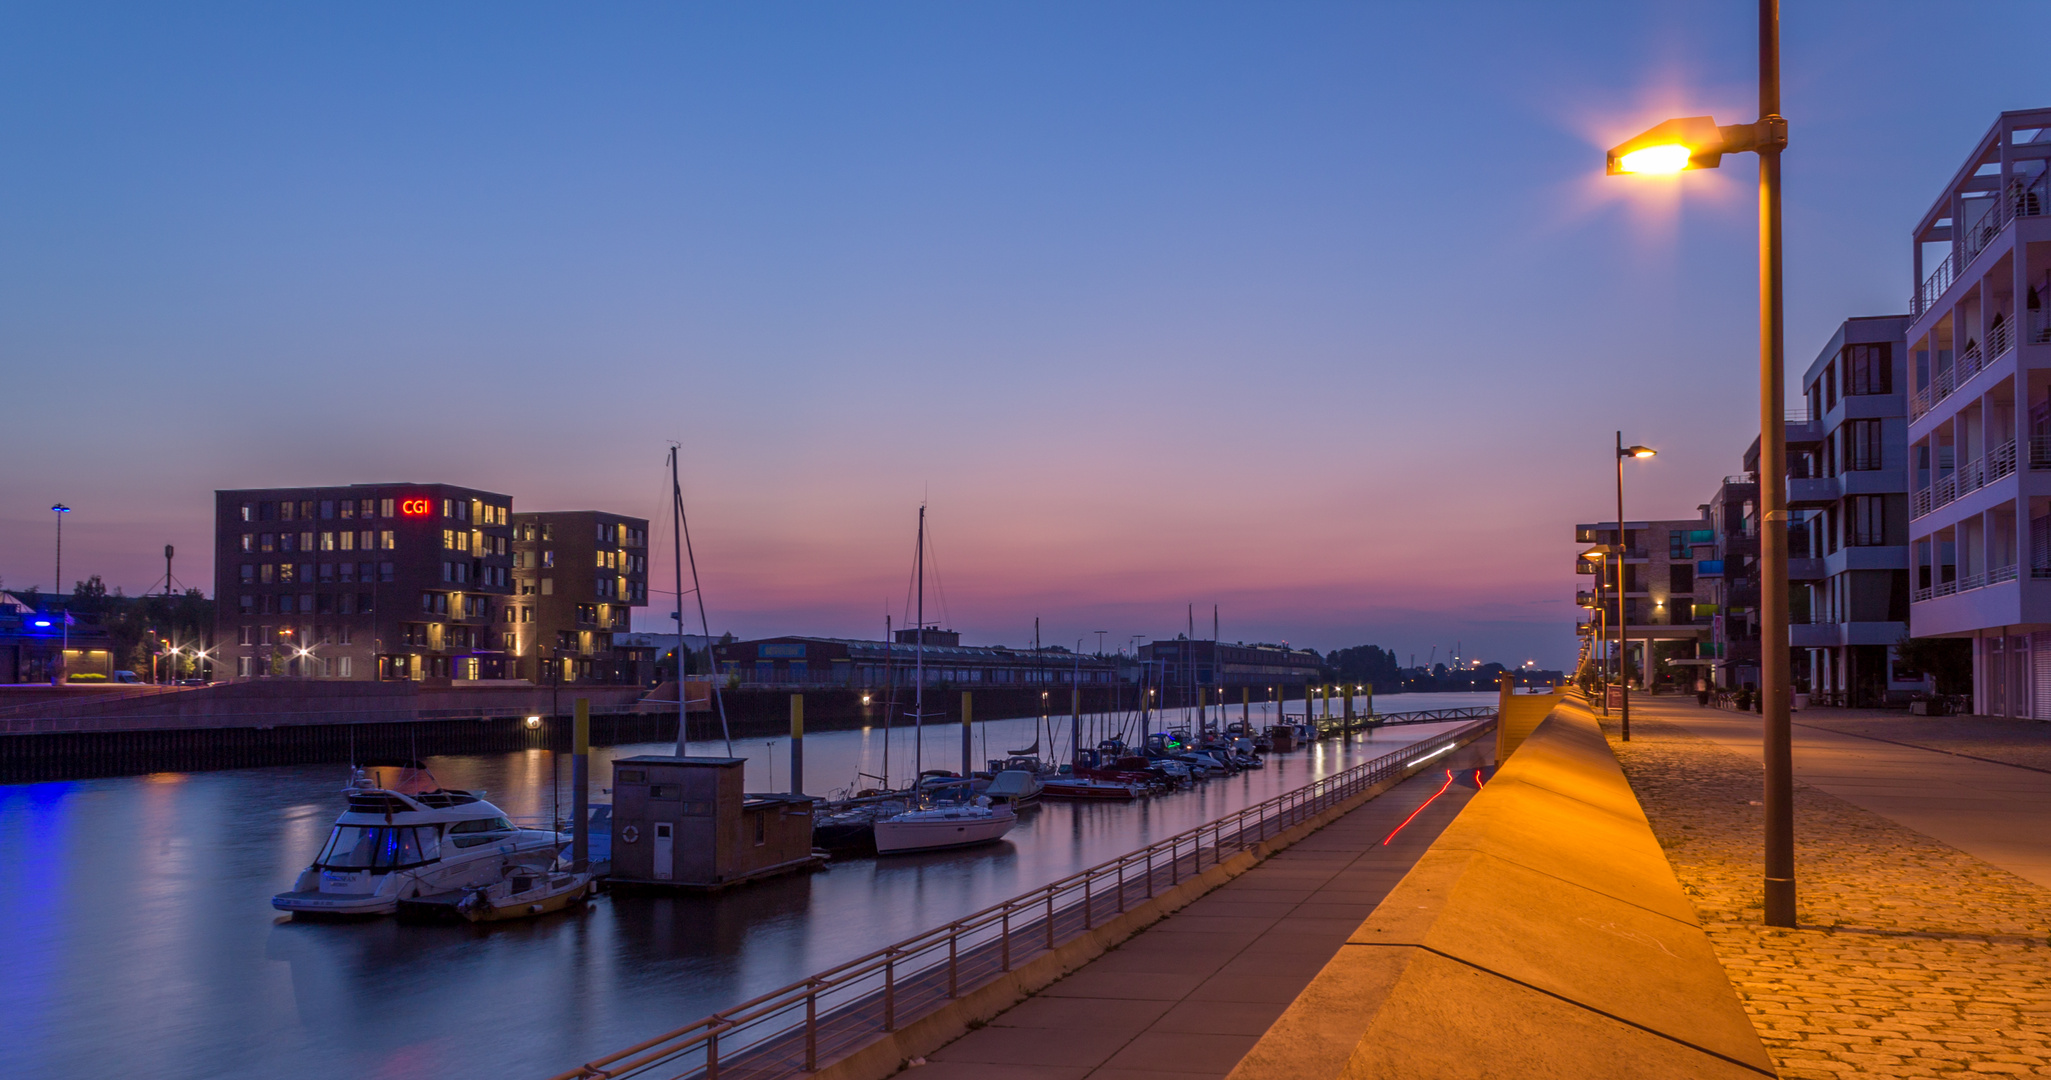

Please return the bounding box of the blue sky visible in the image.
[0,1,2040,667]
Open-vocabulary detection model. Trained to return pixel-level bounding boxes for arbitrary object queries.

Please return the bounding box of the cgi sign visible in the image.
[399,498,432,518]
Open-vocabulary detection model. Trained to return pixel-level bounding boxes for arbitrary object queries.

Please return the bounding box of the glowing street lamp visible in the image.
[1605,0,1794,929]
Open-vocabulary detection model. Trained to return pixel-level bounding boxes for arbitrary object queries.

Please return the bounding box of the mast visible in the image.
[915,504,925,779]
[670,447,688,754]
[883,612,893,788]
[671,446,733,756]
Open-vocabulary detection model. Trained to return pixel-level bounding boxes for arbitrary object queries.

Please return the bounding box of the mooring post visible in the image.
[961,690,973,779]
[790,694,804,796]
[572,697,590,871]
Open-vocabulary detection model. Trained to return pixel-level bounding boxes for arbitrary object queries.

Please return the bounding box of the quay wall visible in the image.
[1226,698,1776,1079]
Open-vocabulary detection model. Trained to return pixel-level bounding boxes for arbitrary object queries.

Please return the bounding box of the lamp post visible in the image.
[1605,0,1792,928]
[1616,437,1657,740]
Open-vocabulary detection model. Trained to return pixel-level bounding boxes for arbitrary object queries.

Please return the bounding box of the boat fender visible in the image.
[621,825,639,844]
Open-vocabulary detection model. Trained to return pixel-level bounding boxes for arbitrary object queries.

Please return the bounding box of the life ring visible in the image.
[621,824,640,844]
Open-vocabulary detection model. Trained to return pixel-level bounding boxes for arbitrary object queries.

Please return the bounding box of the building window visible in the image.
[260,533,275,553]
[240,534,254,553]
[380,561,396,582]
[338,591,355,614]
[280,500,295,522]
[238,625,254,645]
[340,626,353,645]
[340,500,355,520]
[1850,496,1887,547]
[380,498,395,518]
[241,503,255,522]
[338,656,353,678]
[320,532,334,551]
[318,563,334,583]
[1846,420,1884,471]
[380,530,395,550]
[1844,343,1891,395]
[542,524,553,541]
[541,578,554,595]
[238,656,253,677]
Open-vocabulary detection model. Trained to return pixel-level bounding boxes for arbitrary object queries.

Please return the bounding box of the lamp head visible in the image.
[1606,116,1726,175]
[1622,445,1657,459]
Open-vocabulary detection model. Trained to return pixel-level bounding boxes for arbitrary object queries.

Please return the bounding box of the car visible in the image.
[113,670,140,683]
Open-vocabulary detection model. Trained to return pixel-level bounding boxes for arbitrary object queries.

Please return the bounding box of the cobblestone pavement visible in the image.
[1793,709,2051,774]
[1607,705,2051,1078]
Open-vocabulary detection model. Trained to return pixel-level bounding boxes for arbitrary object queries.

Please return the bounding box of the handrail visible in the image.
[546,715,1496,1080]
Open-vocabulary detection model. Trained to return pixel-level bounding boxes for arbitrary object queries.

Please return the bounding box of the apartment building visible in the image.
[1788,316,1928,704]
[507,511,651,685]
[213,483,515,681]
[1572,518,1710,688]
[1906,108,2051,717]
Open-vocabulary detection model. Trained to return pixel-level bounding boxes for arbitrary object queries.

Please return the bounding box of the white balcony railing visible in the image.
[1913,487,1934,518]
[1915,170,2051,316]
[1991,563,2020,585]
[1914,585,1934,603]
[1990,439,2019,483]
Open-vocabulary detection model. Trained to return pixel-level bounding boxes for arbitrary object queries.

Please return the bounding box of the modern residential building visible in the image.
[1791,315,1926,704]
[1905,107,2051,716]
[1571,518,1710,689]
[213,483,515,682]
[508,510,652,685]
[1140,640,1324,694]
[712,630,1121,689]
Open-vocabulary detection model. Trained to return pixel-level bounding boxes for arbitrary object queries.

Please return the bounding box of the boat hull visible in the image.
[873,812,1015,854]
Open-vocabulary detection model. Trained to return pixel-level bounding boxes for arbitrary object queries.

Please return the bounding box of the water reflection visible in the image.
[0,693,1493,1080]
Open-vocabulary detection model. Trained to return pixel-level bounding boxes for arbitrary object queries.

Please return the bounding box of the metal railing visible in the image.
[1991,563,2020,585]
[1914,585,1934,603]
[2030,437,2051,470]
[1990,439,2019,483]
[1913,487,1934,518]
[1915,171,2051,316]
[547,716,1495,1080]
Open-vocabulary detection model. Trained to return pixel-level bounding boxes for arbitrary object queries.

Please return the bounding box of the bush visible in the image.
[67,673,107,683]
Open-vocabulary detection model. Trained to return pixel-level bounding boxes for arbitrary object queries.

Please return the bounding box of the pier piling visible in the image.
[572,698,590,870]
[789,694,804,795]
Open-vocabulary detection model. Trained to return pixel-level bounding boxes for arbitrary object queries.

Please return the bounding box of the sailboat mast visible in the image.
[915,505,925,779]
[883,612,893,788]
[672,446,733,756]
[670,447,688,755]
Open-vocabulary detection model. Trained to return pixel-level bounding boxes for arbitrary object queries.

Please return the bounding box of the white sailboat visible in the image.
[873,506,1016,854]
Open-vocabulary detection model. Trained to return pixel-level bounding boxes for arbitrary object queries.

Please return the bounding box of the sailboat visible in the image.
[873,505,1016,855]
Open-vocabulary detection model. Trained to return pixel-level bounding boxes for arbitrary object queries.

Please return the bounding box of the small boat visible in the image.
[983,769,1043,808]
[455,868,598,922]
[1040,777,1143,800]
[813,797,911,851]
[873,799,1016,853]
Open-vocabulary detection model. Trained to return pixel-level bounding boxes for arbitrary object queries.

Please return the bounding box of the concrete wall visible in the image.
[1228,700,1774,1079]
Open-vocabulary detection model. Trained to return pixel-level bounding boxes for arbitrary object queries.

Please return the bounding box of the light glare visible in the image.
[1618,145,1690,174]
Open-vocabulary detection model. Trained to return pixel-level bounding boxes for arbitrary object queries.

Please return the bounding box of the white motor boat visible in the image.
[273,762,565,917]
[873,798,1017,854]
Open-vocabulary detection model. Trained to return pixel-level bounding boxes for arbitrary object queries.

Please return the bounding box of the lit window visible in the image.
[543,550,555,568]
[320,532,335,552]
[260,564,275,584]
[541,578,554,596]
[240,503,255,522]
[240,534,254,553]
[339,531,354,552]
[380,499,394,518]
[380,531,395,550]
[300,532,314,551]
[260,533,275,553]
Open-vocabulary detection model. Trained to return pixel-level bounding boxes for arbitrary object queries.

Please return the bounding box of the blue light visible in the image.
[32,620,51,628]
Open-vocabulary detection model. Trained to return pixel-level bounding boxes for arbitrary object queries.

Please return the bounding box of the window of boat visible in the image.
[416,826,442,862]
[648,784,680,800]
[447,817,515,848]
[316,825,386,870]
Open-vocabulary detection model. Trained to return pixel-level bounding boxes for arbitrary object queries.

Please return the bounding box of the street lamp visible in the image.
[1616,436,1657,741]
[1605,0,1793,928]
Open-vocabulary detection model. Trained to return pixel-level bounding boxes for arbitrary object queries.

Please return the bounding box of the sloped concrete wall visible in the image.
[1227,699,1774,1079]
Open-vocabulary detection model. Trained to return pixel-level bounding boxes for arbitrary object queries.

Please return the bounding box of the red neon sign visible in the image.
[400,498,432,517]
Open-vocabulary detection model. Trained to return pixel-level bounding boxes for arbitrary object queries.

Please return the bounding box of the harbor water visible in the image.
[0,692,1498,1080]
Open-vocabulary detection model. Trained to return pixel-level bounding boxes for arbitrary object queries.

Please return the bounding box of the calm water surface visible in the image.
[0,692,1497,1080]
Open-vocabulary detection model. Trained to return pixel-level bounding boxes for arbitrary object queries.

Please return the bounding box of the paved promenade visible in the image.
[910,739,1492,1080]
[1609,698,2051,1078]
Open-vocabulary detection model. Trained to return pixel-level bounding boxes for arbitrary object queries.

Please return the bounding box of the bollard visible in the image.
[572,698,590,871]
[1242,686,1249,725]
[790,694,804,796]
[1344,688,1355,735]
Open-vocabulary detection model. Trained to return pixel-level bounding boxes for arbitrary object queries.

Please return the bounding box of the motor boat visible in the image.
[812,796,912,851]
[983,769,1043,808]
[273,761,565,917]
[873,797,1017,854]
[1041,777,1144,800]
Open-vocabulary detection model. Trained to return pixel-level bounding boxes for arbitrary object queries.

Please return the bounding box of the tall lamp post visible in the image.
[1616,437,1657,740]
[51,503,71,684]
[1604,0,1792,927]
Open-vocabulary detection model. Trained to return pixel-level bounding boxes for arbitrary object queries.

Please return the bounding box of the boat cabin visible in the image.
[608,756,818,889]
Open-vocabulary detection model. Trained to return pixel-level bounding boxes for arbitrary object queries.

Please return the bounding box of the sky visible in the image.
[0,1,2040,669]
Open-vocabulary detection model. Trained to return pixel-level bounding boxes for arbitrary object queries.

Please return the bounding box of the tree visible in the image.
[1894,635,1971,695]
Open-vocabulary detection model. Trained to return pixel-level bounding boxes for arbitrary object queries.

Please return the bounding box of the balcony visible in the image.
[1787,475,1837,508]
[1908,334,2016,423]
[1913,564,2017,603]
[1913,169,2051,317]
[1696,560,1724,577]
[1911,440,2019,519]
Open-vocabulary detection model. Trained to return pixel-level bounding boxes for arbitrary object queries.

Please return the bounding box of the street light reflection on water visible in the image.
[0,693,1494,1080]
